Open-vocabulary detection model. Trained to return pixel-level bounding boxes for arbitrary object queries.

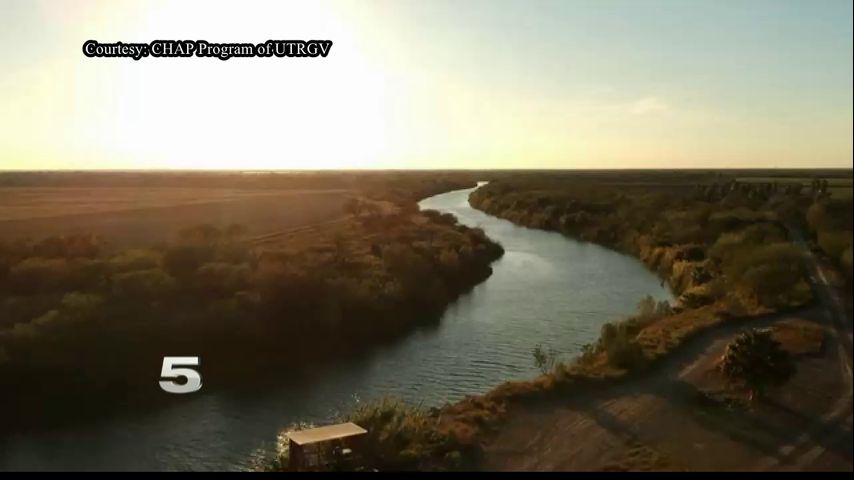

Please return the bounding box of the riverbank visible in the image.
[434,176,848,471]
[473,232,851,471]
[260,184,677,471]
[270,175,847,471]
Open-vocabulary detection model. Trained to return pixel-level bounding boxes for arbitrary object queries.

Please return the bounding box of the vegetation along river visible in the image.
[0,184,672,471]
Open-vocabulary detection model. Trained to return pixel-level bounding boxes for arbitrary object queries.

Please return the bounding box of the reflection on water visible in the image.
[0,185,672,471]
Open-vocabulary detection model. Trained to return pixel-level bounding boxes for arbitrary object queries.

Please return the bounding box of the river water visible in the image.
[0,185,672,471]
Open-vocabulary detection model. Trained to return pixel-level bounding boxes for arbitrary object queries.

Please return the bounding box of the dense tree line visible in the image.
[469,177,824,312]
[0,170,480,195]
[805,198,853,280]
[0,204,503,425]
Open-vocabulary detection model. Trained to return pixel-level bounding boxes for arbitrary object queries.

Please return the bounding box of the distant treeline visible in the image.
[0,170,479,194]
[470,176,851,311]
[0,185,503,427]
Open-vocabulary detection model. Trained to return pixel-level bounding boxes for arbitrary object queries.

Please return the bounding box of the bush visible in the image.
[599,321,646,369]
[8,258,70,294]
[605,333,645,369]
[737,244,808,307]
[715,241,808,308]
[112,268,177,303]
[636,295,671,320]
[678,284,715,308]
[109,249,162,273]
[343,398,456,471]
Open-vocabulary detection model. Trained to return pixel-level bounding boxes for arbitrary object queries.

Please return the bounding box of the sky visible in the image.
[0,0,851,170]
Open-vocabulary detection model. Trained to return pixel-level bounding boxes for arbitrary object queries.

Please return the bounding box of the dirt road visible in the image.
[480,233,853,471]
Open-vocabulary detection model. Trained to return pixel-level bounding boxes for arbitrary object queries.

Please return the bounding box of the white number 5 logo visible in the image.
[159,356,202,394]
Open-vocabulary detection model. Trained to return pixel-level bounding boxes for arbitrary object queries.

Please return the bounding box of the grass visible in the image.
[770,318,825,356]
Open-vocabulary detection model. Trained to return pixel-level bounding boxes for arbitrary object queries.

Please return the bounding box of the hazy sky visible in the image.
[0,0,851,170]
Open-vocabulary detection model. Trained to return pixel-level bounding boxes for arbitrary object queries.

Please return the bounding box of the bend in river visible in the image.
[0,184,672,471]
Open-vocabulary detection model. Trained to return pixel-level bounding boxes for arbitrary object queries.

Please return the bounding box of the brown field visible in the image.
[0,187,351,248]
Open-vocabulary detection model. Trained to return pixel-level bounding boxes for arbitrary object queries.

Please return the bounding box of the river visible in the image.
[0,185,672,471]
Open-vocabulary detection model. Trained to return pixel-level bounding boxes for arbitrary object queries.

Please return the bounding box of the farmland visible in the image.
[0,187,350,248]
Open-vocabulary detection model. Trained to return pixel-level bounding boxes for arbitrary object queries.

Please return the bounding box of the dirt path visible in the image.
[767,228,854,471]
[480,232,853,471]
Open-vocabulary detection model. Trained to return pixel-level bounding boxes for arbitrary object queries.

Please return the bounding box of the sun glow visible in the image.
[0,0,851,170]
[1,0,396,170]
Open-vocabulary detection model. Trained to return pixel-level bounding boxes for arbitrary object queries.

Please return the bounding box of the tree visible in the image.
[720,328,795,401]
